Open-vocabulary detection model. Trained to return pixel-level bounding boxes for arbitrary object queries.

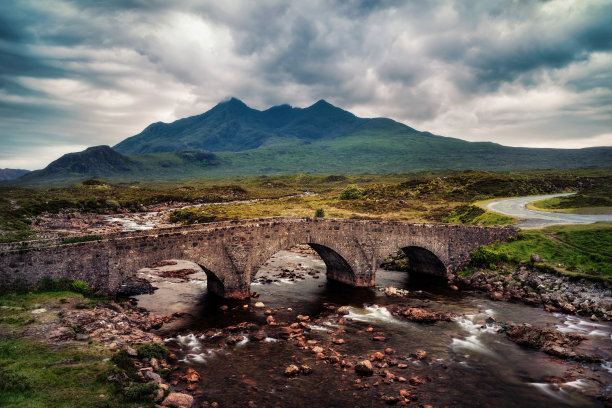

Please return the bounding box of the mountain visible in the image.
[113,98,406,154]
[14,146,219,186]
[8,99,612,186]
[0,168,30,181]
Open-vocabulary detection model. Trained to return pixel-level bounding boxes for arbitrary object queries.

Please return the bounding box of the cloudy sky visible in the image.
[1,0,611,170]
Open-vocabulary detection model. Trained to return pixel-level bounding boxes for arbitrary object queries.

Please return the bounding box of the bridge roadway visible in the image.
[0,217,517,299]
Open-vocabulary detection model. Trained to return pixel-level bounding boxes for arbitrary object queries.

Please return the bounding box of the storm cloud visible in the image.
[1,0,611,169]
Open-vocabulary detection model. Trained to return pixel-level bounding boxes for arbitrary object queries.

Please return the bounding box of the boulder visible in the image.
[284,364,300,376]
[530,253,543,263]
[143,370,163,384]
[162,392,194,408]
[355,359,374,375]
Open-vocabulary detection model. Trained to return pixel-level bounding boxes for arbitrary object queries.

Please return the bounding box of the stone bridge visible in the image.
[0,217,517,299]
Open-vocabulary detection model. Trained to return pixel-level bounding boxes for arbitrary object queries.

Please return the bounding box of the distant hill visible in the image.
[14,146,220,187]
[0,168,30,181]
[9,98,612,186]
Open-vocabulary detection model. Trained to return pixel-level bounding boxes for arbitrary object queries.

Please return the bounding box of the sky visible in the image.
[1,0,611,170]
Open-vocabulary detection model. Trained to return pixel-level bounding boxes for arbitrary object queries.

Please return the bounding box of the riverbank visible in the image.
[3,248,612,407]
[454,266,612,320]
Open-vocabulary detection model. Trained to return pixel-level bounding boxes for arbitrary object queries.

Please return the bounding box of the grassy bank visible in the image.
[527,178,612,214]
[0,287,162,408]
[470,222,612,282]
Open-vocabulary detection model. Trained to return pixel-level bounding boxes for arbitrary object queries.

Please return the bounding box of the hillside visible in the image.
[7,99,612,186]
[0,168,30,181]
[13,146,220,187]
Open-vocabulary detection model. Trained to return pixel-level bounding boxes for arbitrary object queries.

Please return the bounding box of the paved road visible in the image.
[485,193,612,229]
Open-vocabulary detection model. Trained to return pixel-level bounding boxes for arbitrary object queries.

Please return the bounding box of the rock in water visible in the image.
[284,364,300,376]
[355,359,374,375]
[162,392,194,408]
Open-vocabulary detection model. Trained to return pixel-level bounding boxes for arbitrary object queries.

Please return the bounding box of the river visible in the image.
[133,249,612,407]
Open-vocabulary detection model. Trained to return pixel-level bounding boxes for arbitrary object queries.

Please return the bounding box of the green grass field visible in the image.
[2,168,611,243]
[472,222,612,282]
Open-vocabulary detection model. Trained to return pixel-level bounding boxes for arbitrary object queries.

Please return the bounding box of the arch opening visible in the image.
[126,259,209,317]
[308,243,357,286]
[400,246,447,277]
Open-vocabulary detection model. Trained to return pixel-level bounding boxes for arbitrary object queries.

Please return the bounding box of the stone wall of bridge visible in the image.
[0,217,517,299]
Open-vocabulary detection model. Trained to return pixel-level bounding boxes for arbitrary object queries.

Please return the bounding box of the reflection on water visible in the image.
[134,250,612,407]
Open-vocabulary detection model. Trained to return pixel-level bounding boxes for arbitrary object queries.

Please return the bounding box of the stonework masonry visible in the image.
[0,217,517,299]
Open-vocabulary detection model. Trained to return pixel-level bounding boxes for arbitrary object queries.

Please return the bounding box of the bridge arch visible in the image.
[399,246,447,277]
[248,238,363,289]
[376,241,450,279]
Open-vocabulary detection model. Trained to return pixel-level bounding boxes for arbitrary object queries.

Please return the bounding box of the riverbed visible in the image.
[134,250,612,407]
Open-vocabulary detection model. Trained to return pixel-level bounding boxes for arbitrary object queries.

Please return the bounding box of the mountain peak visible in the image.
[221,97,248,107]
[310,99,334,108]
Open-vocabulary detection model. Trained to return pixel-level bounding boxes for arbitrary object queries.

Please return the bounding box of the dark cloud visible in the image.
[0,0,610,169]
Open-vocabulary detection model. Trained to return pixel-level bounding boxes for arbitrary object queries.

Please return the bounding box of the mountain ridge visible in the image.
[7,98,612,187]
[113,98,421,154]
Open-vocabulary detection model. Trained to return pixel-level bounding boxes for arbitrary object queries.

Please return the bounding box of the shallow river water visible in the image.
[134,250,612,407]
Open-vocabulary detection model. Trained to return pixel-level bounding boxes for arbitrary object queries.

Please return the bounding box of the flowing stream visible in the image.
[134,250,612,407]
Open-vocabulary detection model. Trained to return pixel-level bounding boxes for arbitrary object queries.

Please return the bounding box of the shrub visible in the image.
[71,280,93,296]
[136,342,169,360]
[470,247,510,267]
[105,199,120,210]
[339,185,365,200]
[0,367,31,392]
[111,349,136,374]
[314,208,325,218]
[123,382,158,402]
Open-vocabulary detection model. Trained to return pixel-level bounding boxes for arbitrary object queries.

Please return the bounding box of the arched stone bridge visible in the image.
[0,217,517,299]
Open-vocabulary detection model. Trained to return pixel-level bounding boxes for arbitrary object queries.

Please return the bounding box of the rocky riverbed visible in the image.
[115,248,612,407]
[15,246,612,407]
[454,266,612,320]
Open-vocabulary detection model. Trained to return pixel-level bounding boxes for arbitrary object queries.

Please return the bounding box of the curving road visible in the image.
[484,193,612,229]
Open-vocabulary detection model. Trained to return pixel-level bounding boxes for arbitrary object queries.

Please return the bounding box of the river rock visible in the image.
[370,352,385,361]
[299,364,313,374]
[503,324,597,361]
[337,306,350,315]
[143,370,163,384]
[162,392,194,408]
[48,326,75,341]
[394,306,454,323]
[284,364,300,376]
[410,350,427,360]
[116,277,156,296]
[355,359,374,375]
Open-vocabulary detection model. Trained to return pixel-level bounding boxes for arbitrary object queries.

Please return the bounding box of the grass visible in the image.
[545,222,612,258]
[0,339,114,408]
[444,204,515,226]
[472,222,612,282]
[1,168,611,243]
[0,290,156,407]
[60,235,103,245]
[527,198,612,214]
[0,338,150,408]
[528,178,612,214]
